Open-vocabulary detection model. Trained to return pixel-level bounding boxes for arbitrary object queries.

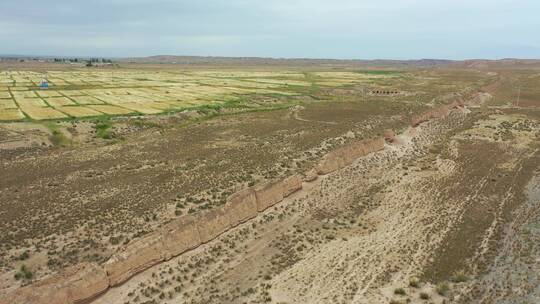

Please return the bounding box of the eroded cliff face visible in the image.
[65,263,110,304]
[161,216,200,260]
[1,100,464,304]
[255,180,286,212]
[104,233,166,286]
[384,129,396,143]
[196,207,231,244]
[224,188,258,227]
[316,138,385,174]
[281,175,303,198]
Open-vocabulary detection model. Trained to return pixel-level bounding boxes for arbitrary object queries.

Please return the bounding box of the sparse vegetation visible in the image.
[14,265,33,280]
[17,251,29,261]
[409,278,420,288]
[419,292,430,300]
[394,288,406,295]
[94,118,114,139]
[451,270,468,283]
[1,63,539,304]
[436,283,450,296]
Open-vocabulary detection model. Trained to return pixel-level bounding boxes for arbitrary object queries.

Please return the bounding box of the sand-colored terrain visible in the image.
[0,63,538,304]
[89,107,540,304]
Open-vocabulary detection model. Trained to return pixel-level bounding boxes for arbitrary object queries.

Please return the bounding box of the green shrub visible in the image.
[451,270,468,283]
[436,283,449,296]
[408,278,420,288]
[94,119,114,139]
[394,288,406,295]
[17,251,29,261]
[14,265,33,280]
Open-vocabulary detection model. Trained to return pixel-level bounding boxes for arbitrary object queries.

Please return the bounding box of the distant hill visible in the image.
[453,58,540,69]
[117,55,540,69]
[118,55,456,67]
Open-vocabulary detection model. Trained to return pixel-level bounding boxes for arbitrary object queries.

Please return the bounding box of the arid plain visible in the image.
[0,59,539,304]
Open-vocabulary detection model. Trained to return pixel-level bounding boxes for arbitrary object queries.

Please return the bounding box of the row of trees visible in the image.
[53,58,114,63]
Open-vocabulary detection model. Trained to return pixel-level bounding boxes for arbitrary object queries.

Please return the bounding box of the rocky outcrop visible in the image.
[161,216,201,260]
[5,277,70,304]
[196,207,231,243]
[316,138,385,175]
[316,150,345,175]
[224,188,258,227]
[281,174,303,197]
[255,180,285,212]
[64,263,110,304]
[104,233,165,286]
[411,107,449,126]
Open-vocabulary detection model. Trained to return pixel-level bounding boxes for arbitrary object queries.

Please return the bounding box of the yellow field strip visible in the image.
[0,109,25,121]
[57,106,104,117]
[0,70,373,121]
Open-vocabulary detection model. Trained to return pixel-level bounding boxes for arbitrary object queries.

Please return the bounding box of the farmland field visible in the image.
[0,69,411,121]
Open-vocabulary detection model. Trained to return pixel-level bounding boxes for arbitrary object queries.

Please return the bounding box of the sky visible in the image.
[1,0,539,59]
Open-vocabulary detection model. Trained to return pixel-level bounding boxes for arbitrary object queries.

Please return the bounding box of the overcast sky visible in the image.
[1,0,539,59]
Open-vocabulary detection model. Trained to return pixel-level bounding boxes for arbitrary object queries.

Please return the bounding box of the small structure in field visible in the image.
[39,74,49,89]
